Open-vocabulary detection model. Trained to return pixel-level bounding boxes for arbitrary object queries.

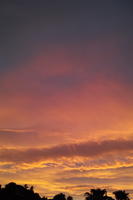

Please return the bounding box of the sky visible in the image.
[0,0,133,199]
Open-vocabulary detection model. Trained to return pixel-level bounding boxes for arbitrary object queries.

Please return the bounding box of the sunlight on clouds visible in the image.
[0,21,133,199]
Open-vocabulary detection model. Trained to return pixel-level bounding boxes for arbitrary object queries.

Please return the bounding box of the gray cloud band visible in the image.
[0,139,133,163]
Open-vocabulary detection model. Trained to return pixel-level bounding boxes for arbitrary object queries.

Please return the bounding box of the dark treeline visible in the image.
[0,182,130,200]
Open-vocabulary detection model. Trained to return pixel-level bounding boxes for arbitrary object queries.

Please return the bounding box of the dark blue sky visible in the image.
[0,1,133,78]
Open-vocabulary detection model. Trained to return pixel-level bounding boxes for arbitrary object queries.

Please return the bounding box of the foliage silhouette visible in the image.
[84,189,108,200]
[67,196,73,200]
[53,193,66,200]
[0,182,42,200]
[113,190,130,200]
[0,182,131,200]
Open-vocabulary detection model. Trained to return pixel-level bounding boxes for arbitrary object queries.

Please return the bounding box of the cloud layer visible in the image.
[0,139,133,163]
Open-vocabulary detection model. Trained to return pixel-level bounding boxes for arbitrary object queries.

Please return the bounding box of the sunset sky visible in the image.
[0,0,133,199]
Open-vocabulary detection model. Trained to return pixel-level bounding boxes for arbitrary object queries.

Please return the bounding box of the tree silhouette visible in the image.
[0,182,131,200]
[0,182,44,200]
[30,186,34,192]
[67,196,73,200]
[84,189,108,200]
[53,193,66,200]
[24,184,29,190]
[42,196,48,200]
[113,190,129,200]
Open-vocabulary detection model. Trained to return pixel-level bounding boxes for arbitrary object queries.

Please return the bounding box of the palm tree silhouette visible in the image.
[84,189,107,200]
[113,190,130,200]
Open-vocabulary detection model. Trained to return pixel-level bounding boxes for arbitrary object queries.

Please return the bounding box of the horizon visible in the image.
[0,1,133,199]
[0,182,132,200]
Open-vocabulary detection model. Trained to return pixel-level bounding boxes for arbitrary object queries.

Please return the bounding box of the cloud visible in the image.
[0,139,133,163]
[0,127,76,147]
[0,128,34,134]
[0,128,41,147]
[56,176,133,185]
